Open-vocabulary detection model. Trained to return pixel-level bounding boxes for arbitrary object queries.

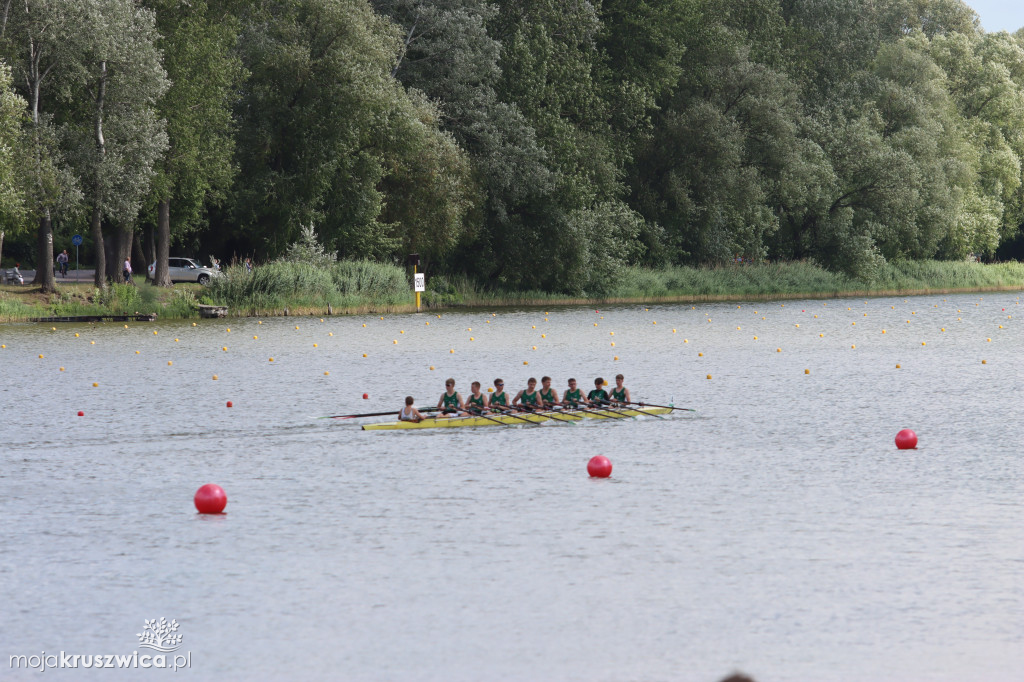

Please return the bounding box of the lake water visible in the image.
[1,293,1021,681]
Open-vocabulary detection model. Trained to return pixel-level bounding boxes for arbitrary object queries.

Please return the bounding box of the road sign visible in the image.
[71,234,83,246]
[414,273,425,292]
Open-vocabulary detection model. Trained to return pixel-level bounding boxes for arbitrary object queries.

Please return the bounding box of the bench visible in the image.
[3,269,24,285]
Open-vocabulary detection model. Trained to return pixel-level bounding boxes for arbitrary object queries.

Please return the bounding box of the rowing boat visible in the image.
[361,406,672,430]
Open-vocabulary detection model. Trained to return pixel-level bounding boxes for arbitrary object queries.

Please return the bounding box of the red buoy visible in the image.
[194,484,228,514]
[362,393,368,399]
[226,401,233,408]
[587,455,613,478]
[77,411,84,417]
[895,429,918,450]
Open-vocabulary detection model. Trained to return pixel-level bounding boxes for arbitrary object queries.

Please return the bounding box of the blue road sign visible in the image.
[71,234,84,246]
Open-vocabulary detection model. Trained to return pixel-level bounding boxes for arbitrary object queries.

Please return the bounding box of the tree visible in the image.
[0,0,88,292]
[146,0,243,287]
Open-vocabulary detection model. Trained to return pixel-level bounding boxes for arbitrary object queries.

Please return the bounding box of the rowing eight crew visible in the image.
[399,375,632,422]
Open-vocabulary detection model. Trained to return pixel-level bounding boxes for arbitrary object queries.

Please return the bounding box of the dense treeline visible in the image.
[1,0,1023,294]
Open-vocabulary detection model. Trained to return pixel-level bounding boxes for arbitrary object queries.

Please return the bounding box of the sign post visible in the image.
[71,234,83,284]
[408,253,423,311]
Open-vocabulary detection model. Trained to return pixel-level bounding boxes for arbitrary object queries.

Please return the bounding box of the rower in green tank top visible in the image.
[436,378,466,417]
[588,377,609,404]
[610,373,631,405]
[561,377,586,408]
[466,381,489,413]
[490,378,509,410]
[539,376,559,408]
[513,377,540,409]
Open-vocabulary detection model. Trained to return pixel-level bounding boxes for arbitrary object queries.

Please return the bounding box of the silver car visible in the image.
[146,258,221,285]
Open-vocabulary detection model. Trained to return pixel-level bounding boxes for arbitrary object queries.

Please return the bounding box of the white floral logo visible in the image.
[136,618,183,652]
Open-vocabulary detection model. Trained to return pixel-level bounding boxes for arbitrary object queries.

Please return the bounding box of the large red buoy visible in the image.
[587,455,613,478]
[194,484,228,514]
[362,393,369,399]
[895,429,918,450]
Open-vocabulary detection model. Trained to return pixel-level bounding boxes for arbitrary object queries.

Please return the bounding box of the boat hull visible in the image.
[361,406,672,430]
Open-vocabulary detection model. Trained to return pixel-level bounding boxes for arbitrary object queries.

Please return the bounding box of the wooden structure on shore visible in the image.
[31,313,158,323]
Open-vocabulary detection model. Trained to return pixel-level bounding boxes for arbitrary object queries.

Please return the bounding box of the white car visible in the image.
[147,258,221,285]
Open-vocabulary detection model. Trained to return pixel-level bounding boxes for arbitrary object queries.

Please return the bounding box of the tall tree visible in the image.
[0,0,88,292]
[146,0,243,287]
[61,0,168,286]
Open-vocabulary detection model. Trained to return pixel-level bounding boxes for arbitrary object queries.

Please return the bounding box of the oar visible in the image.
[491,405,541,426]
[466,408,511,427]
[609,400,666,419]
[531,404,576,424]
[625,400,695,413]
[321,407,440,420]
[583,400,631,419]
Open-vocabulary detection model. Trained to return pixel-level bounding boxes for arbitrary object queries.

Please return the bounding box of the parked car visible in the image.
[147,258,222,285]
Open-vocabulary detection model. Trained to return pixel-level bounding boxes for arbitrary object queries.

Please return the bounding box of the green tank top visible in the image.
[588,389,608,402]
[467,394,484,408]
[521,390,538,405]
[442,392,460,409]
[611,387,626,401]
[564,388,582,403]
[540,388,555,403]
[491,391,507,406]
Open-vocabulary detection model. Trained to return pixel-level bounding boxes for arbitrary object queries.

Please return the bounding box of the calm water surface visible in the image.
[1,293,1021,681]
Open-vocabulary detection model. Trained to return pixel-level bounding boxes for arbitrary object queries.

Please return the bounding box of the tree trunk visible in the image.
[131,230,145,280]
[104,226,119,282]
[34,209,56,292]
[91,205,106,288]
[0,230,4,269]
[154,197,172,286]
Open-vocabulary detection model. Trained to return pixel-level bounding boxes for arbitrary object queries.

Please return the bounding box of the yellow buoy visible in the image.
[737,326,741,330]
[426,322,430,326]
[400,330,405,334]
[93,382,98,387]
[258,321,262,324]
[393,340,397,344]
[684,339,688,343]
[313,343,318,348]
[610,332,614,335]
[487,387,493,392]
[91,341,95,345]
[776,348,781,353]
[363,353,368,357]
[470,337,474,341]
[594,323,598,326]
[921,342,926,346]
[896,364,901,369]
[449,349,454,353]
[795,324,800,327]
[168,361,172,366]
[324,371,329,375]
[222,346,228,351]
[614,356,619,360]
[533,345,537,350]
[532,325,536,329]
[672,329,676,333]
[754,336,758,340]
[193,322,197,326]
[362,324,366,327]
[882,330,886,334]
[851,344,856,349]
[541,334,546,338]
[467,328,471,331]
[59,367,64,371]
[38,354,44,358]
[226,328,231,332]
[329,333,333,336]
[706,374,712,380]
[254,336,258,340]
[610,342,615,347]
[153,330,158,335]
[212,375,218,380]
[135,350,140,355]
[982,359,987,364]
[269,357,274,362]
[804,369,810,374]
[75,333,79,337]
[987,338,991,342]
[698,352,703,357]
[523,361,528,365]
[430,366,435,370]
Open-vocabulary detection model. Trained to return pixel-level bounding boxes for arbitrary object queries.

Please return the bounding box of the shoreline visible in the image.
[2,262,1022,322]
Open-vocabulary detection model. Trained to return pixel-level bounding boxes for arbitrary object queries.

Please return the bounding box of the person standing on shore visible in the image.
[123,257,134,285]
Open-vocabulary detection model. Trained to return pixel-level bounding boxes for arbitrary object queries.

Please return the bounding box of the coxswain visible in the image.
[466,381,489,414]
[609,373,631,405]
[398,396,425,423]
[437,378,466,417]
[588,377,609,405]
[539,376,559,408]
[513,377,542,411]
[562,377,586,408]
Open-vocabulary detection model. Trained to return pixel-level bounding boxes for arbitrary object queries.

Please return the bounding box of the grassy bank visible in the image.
[2,260,1023,322]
